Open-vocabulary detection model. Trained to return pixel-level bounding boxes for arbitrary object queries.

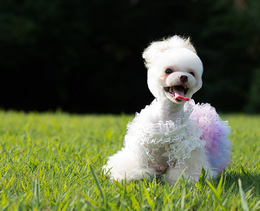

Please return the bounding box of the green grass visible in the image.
[0,111,260,210]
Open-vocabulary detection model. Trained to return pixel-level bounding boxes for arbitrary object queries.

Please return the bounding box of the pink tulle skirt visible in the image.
[188,100,232,172]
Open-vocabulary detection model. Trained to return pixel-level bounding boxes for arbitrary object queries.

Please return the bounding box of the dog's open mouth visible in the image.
[164,85,189,101]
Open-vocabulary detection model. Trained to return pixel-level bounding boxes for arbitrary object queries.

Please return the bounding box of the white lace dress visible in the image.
[123,99,231,172]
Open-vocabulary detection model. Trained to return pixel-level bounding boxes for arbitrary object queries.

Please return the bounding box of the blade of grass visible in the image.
[206,180,227,211]
[143,185,155,211]
[89,165,107,208]
[238,179,249,211]
[32,179,40,210]
[180,187,186,211]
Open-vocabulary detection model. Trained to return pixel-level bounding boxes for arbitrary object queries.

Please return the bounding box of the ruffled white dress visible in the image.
[124,99,231,173]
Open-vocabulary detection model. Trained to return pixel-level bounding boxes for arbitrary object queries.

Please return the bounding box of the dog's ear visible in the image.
[142,36,196,69]
[142,40,168,69]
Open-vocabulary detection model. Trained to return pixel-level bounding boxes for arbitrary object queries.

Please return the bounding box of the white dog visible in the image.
[104,36,231,184]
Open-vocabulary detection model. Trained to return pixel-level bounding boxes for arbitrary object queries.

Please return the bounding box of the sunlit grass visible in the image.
[0,111,259,210]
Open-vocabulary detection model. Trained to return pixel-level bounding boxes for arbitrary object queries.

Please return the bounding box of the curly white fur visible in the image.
[104,36,219,184]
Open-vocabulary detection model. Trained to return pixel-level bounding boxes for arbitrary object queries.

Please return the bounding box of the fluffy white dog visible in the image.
[104,36,231,184]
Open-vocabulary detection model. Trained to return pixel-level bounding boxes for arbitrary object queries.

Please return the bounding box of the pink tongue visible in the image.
[173,86,189,101]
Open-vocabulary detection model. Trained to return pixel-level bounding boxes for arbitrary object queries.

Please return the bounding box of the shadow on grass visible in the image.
[216,167,260,193]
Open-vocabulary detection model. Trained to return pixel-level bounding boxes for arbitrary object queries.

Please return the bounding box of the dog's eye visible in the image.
[189,72,195,77]
[165,69,173,74]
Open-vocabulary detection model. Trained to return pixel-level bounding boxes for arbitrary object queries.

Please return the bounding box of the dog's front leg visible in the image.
[104,147,157,182]
[166,148,218,185]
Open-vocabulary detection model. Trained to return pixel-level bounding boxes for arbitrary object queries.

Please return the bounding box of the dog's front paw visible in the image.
[165,167,187,185]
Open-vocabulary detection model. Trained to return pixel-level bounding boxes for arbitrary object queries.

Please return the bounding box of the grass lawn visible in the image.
[0,111,260,210]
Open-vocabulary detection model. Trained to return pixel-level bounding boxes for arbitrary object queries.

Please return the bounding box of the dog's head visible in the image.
[143,36,203,104]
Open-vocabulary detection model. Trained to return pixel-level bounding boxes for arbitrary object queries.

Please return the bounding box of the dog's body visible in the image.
[104,36,231,184]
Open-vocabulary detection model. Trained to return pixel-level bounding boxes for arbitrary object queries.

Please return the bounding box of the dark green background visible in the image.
[1,0,259,113]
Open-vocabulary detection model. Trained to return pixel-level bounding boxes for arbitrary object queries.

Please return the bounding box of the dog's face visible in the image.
[143,36,203,104]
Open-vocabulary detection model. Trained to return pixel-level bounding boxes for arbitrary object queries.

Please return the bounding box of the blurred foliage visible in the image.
[0,0,259,113]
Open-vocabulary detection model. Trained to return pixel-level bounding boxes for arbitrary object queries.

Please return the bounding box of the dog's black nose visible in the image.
[180,75,188,82]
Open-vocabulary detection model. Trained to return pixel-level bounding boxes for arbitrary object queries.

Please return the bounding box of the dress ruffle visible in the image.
[188,100,232,172]
[124,99,231,173]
